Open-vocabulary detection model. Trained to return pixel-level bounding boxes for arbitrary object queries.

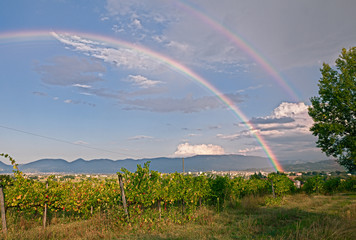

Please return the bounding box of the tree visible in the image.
[308,47,356,173]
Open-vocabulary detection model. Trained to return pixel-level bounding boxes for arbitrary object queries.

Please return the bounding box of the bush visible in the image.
[338,176,356,192]
[208,175,231,205]
[268,173,296,196]
[322,177,341,194]
[302,175,325,194]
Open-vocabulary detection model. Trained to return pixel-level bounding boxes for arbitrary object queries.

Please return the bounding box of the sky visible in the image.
[1,0,355,166]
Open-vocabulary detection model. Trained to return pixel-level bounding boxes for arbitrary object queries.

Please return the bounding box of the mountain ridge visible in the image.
[0,155,341,174]
[0,154,271,173]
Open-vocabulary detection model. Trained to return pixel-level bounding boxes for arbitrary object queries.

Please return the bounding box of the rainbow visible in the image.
[0,30,284,172]
[176,1,300,102]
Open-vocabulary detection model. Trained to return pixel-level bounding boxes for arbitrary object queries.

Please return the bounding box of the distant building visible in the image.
[295,180,302,189]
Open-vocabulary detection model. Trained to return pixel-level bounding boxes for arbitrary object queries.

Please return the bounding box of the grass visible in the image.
[1,193,355,239]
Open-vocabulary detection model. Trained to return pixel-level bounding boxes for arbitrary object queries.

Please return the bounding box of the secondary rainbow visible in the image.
[176,1,300,102]
[0,30,284,172]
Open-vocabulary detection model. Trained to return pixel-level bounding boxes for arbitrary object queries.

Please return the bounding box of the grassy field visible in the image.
[1,193,355,240]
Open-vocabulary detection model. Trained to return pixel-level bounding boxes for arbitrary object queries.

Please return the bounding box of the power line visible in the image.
[0,124,141,159]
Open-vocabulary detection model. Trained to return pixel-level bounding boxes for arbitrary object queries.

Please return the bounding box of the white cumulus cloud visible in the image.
[217,102,324,160]
[174,142,225,157]
[218,102,313,140]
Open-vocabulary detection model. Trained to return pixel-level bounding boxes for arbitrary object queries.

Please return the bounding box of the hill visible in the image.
[0,154,272,174]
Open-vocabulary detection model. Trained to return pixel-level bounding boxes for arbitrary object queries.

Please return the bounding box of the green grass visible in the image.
[1,193,355,240]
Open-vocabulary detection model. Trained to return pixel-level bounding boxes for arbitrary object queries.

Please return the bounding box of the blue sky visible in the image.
[1,0,355,164]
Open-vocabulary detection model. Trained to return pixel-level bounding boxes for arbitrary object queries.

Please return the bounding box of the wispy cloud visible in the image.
[248,116,295,125]
[35,55,105,86]
[33,91,48,97]
[127,74,163,88]
[217,133,242,141]
[63,99,96,107]
[128,135,154,141]
[238,146,262,156]
[188,133,201,137]
[73,140,89,145]
[101,1,252,72]
[73,84,93,89]
[237,84,264,93]
[52,33,161,71]
[121,93,243,113]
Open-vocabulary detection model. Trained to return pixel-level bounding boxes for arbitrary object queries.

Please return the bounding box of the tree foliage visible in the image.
[308,47,356,172]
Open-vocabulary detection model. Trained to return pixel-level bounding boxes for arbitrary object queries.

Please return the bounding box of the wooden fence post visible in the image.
[0,186,7,235]
[43,182,48,228]
[158,200,161,220]
[118,174,129,221]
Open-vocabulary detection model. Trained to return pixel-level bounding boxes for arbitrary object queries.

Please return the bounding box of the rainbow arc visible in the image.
[0,30,284,172]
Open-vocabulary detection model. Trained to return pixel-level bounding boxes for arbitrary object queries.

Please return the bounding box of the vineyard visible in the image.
[0,153,355,239]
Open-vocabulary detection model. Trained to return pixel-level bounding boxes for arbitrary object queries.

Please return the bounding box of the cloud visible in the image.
[219,102,313,140]
[104,0,356,71]
[33,91,48,97]
[73,140,89,145]
[272,102,309,118]
[112,24,124,33]
[249,117,295,125]
[174,142,225,157]
[188,133,200,137]
[53,32,161,71]
[165,40,189,53]
[63,99,96,107]
[248,102,313,137]
[102,1,250,71]
[128,135,154,141]
[35,56,105,86]
[217,133,242,141]
[131,18,142,29]
[238,146,262,156]
[79,92,94,96]
[104,0,176,35]
[73,84,92,89]
[237,84,264,93]
[217,102,325,160]
[127,74,163,88]
[121,93,243,113]
[208,125,221,130]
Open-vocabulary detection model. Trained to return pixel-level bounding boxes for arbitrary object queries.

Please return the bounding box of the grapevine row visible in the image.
[0,154,355,226]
